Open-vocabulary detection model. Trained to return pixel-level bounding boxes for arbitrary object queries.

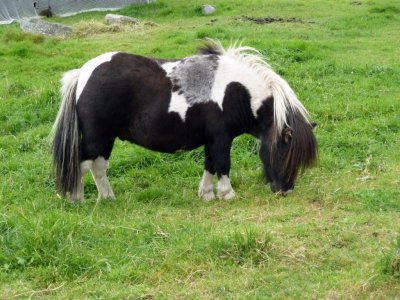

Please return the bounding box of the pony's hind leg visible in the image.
[80,135,115,201]
[91,156,115,201]
[68,160,92,202]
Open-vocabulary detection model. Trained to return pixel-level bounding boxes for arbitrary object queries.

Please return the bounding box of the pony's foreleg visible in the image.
[91,156,115,201]
[205,140,235,200]
[216,145,235,200]
[217,174,235,200]
[198,170,215,201]
[199,144,216,200]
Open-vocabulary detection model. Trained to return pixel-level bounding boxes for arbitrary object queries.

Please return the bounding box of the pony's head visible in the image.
[259,111,317,195]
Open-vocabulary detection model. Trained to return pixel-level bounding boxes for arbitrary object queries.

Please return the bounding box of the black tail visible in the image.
[51,69,81,198]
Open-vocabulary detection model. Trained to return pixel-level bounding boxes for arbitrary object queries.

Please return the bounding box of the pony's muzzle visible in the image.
[270,181,293,196]
[270,181,279,193]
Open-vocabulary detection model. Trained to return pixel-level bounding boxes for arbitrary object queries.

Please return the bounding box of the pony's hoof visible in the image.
[97,194,116,201]
[199,189,215,201]
[217,189,235,201]
[66,192,84,203]
[69,198,83,204]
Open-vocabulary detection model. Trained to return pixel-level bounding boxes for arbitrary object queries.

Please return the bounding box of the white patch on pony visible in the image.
[217,175,235,200]
[91,156,115,200]
[169,91,189,121]
[198,170,215,201]
[162,61,190,120]
[61,69,81,100]
[161,61,180,75]
[211,55,271,111]
[76,52,118,102]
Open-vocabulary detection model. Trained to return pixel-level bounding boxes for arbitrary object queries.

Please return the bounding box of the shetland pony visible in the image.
[52,41,317,201]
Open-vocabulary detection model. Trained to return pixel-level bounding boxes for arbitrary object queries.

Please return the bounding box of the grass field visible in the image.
[0,0,399,298]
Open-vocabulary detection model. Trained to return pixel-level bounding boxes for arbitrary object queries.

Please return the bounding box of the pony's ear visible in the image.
[282,127,293,143]
[311,122,317,129]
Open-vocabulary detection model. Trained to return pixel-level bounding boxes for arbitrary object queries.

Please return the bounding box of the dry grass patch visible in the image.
[72,20,149,37]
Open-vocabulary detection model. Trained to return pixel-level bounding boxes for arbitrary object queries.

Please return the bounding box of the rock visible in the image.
[202,4,216,15]
[105,14,139,25]
[20,18,72,36]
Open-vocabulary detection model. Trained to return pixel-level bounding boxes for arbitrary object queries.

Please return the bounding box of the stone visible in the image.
[105,14,139,25]
[202,4,216,15]
[20,18,72,36]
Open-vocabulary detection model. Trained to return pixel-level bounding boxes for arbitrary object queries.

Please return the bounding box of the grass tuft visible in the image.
[210,229,274,266]
[381,237,400,278]
[2,28,46,44]
[370,6,400,14]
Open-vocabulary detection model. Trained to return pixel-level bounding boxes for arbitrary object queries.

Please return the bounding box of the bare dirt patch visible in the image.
[241,16,314,24]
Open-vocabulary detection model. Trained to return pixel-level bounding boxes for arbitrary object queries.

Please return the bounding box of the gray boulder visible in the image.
[105,14,139,25]
[202,4,216,15]
[20,18,72,36]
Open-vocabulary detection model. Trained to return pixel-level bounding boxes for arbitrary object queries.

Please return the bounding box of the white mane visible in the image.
[210,40,310,134]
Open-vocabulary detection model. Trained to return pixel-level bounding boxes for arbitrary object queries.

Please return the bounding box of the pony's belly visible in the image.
[129,135,203,154]
[121,121,204,154]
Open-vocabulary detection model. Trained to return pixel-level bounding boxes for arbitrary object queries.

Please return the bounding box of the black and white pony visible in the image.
[52,41,317,202]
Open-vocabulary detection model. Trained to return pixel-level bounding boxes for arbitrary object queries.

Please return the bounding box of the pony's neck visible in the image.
[220,81,259,137]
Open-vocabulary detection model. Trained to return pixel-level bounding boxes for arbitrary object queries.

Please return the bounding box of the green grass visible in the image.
[1,0,400,298]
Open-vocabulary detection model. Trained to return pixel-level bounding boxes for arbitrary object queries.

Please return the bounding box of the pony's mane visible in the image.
[198,40,310,136]
[282,113,317,183]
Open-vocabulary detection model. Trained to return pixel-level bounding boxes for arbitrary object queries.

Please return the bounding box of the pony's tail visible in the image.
[51,69,81,198]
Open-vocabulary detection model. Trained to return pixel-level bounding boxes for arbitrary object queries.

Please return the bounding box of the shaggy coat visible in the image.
[52,41,317,201]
